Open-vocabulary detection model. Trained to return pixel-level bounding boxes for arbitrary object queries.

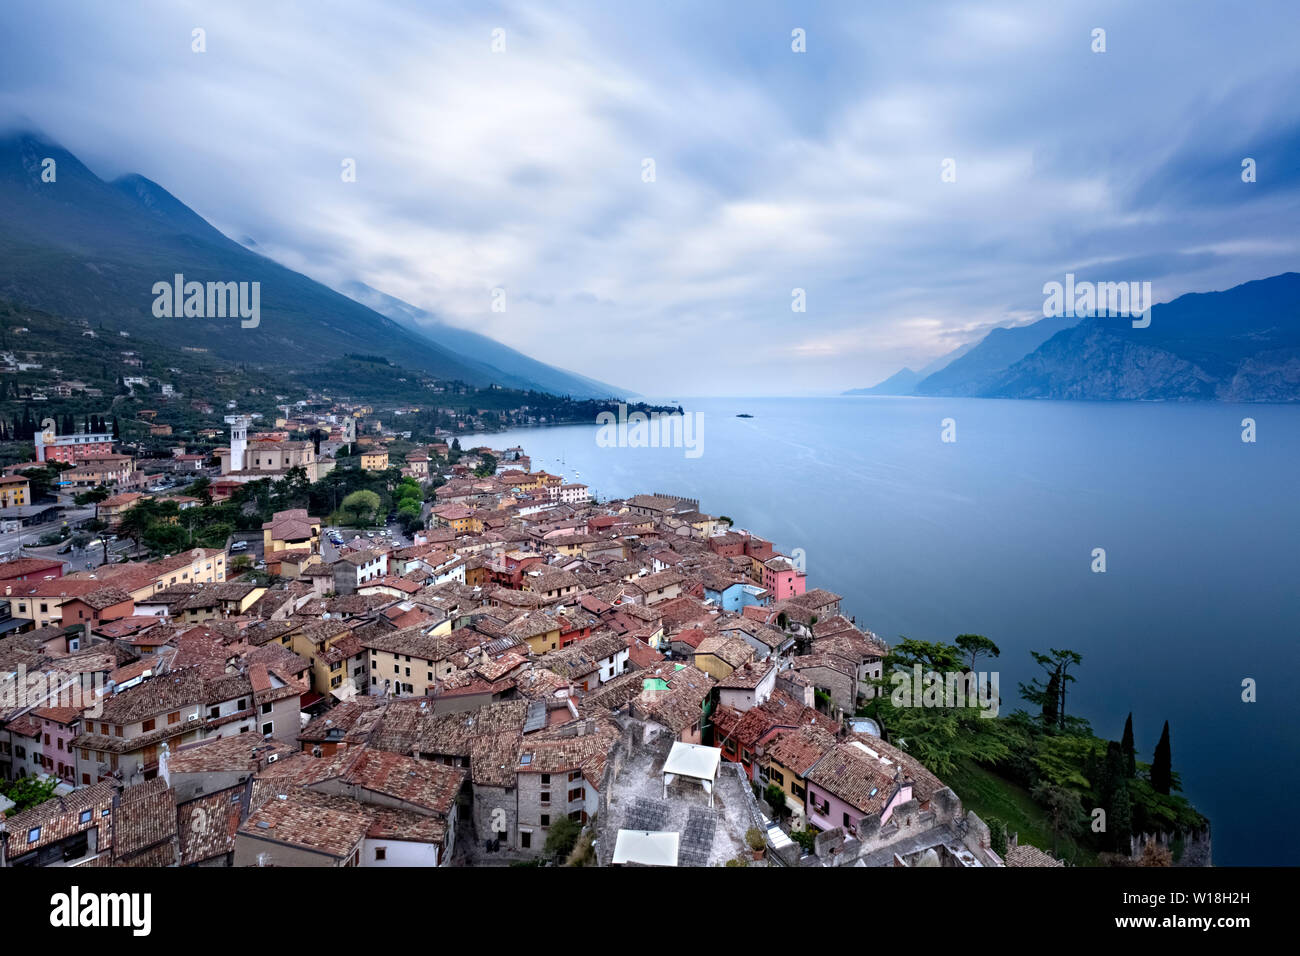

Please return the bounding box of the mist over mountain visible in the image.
[339,281,623,399]
[843,340,977,396]
[0,131,625,398]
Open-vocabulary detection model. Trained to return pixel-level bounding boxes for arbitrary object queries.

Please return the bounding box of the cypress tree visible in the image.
[1042,668,1060,730]
[112,416,120,440]
[1151,721,1172,795]
[1121,712,1136,778]
[1103,741,1133,853]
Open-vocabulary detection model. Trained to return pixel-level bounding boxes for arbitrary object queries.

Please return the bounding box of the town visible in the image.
[0,413,1062,869]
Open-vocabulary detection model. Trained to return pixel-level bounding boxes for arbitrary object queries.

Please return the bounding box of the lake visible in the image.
[469,395,1300,865]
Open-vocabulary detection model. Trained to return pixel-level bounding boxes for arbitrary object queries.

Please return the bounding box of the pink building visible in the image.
[805,739,914,836]
[32,705,83,783]
[762,556,806,602]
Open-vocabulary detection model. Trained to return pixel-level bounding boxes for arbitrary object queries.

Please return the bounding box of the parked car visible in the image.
[230,540,249,552]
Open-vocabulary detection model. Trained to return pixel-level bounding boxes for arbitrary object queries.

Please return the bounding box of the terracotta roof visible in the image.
[238,789,372,859]
[766,722,839,776]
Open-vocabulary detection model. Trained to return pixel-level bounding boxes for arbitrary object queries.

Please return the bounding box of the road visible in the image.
[0,506,98,563]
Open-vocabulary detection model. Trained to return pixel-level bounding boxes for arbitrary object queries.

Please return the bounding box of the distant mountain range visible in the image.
[846,272,1300,401]
[843,340,978,395]
[0,131,623,399]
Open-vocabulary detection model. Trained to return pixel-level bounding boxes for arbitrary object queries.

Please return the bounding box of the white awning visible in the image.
[661,741,721,781]
[612,830,679,867]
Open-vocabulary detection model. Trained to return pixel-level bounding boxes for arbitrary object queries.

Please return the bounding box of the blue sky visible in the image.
[2,0,1298,395]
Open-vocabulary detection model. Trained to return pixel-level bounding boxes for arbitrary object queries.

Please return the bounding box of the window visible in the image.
[168,711,180,724]
[568,787,583,803]
[261,702,272,715]
[142,718,155,732]
[27,827,40,844]
[238,699,247,710]
[375,847,386,861]
[520,831,531,849]
[209,707,221,719]
[769,769,785,786]
[540,791,550,805]
[262,723,274,736]
[541,774,550,785]
[79,809,92,824]
[540,814,550,826]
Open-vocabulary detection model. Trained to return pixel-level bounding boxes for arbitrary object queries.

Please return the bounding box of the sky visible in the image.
[1,0,1298,396]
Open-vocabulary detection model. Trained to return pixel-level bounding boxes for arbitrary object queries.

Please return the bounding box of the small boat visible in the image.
[736,413,753,418]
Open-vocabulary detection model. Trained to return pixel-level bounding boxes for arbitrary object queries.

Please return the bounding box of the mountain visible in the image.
[339,282,623,399]
[985,273,1300,401]
[843,367,922,396]
[913,313,1084,396]
[842,340,977,396]
[0,131,624,397]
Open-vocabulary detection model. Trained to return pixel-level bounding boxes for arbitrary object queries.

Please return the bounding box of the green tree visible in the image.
[1121,713,1136,779]
[987,817,1008,857]
[1018,648,1083,733]
[763,783,789,820]
[955,634,1000,672]
[1030,781,1085,856]
[1098,741,1133,853]
[543,816,582,860]
[1151,721,1172,795]
[1,774,58,813]
[340,489,380,526]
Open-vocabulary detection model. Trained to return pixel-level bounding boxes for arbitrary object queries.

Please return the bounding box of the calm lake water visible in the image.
[469,396,1300,865]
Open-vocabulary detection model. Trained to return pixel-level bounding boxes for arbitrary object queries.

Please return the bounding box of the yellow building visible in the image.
[287,620,363,695]
[692,633,755,681]
[0,475,30,508]
[262,509,321,560]
[360,626,456,696]
[762,723,837,821]
[361,451,389,471]
[430,506,475,533]
[504,614,563,655]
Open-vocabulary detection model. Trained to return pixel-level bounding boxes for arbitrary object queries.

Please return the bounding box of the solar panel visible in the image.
[623,797,669,832]
[678,806,718,867]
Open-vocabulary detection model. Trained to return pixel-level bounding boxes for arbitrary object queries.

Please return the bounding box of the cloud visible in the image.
[1,0,1298,394]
